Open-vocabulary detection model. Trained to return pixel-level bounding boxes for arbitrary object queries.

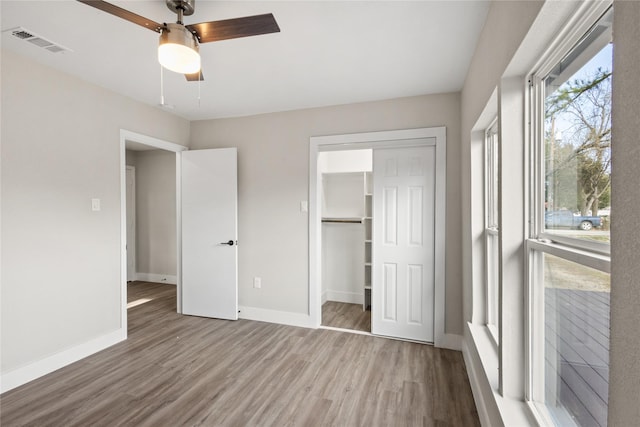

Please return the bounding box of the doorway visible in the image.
[309,127,447,345]
[319,149,373,332]
[119,130,188,334]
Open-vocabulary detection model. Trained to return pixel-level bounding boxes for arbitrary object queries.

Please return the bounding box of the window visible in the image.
[484,121,499,339]
[528,5,612,427]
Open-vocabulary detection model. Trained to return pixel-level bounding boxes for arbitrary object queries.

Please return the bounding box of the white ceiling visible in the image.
[1,1,489,121]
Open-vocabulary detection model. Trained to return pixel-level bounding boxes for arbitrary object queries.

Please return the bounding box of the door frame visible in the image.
[125,165,136,282]
[119,129,188,334]
[309,127,447,346]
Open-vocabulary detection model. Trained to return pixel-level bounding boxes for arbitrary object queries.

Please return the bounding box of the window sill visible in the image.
[464,323,538,426]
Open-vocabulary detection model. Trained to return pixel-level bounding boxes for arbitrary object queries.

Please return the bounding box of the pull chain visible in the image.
[160,64,165,106]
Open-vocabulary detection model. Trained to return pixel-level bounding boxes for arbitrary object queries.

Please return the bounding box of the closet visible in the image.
[312,127,446,343]
[320,150,372,329]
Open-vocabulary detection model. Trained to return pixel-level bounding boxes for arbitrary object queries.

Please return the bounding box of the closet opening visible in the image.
[310,127,447,345]
[319,150,373,333]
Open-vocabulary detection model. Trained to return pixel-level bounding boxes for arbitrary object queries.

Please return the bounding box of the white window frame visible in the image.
[525,2,613,424]
[484,120,500,341]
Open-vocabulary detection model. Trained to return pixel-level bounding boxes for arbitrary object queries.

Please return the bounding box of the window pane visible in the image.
[486,232,499,331]
[542,253,609,426]
[486,126,499,229]
[544,12,612,244]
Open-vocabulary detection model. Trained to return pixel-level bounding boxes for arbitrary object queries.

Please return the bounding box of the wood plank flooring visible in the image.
[322,301,371,332]
[0,282,479,426]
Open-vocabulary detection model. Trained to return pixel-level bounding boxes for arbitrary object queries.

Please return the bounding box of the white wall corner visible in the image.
[436,333,463,351]
[134,273,177,285]
[0,328,126,394]
[325,290,364,305]
[238,306,314,329]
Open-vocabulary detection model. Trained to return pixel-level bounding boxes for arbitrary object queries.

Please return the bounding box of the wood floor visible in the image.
[0,281,479,426]
[322,301,371,332]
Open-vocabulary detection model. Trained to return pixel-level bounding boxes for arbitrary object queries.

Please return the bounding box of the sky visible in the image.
[549,43,613,142]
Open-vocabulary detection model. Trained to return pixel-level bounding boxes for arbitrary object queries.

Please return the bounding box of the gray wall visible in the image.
[190,93,463,334]
[135,150,177,278]
[125,150,137,167]
[0,49,190,374]
[609,1,640,424]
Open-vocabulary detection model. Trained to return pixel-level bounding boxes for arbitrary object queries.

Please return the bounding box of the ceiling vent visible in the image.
[2,27,72,54]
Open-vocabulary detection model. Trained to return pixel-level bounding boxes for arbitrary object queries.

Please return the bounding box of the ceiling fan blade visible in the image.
[77,0,163,33]
[187,13,280,44]
[185,71,204,82]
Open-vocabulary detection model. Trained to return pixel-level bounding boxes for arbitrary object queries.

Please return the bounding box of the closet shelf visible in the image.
[321,217,363,224]
[364,284,372,290]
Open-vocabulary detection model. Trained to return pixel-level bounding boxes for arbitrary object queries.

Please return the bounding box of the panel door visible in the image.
[181,148,238,320]
[372,146,436,342]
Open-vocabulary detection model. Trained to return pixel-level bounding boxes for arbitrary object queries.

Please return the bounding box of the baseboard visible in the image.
[135,273,177,285]
[0,328,126,394]
[436,333,463,351]
[321,290,328,305]
[238,305,313,329]
[325,290,363,305]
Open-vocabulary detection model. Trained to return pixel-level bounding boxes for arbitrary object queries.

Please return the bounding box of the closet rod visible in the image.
[321,218,363,224]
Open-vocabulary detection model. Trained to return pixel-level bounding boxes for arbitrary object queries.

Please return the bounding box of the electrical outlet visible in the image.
[253,277,262,289]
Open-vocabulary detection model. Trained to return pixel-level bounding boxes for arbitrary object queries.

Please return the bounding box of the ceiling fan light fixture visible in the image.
[158,23,201,74]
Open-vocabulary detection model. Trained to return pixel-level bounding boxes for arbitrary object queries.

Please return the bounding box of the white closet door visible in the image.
[372,146,436,342]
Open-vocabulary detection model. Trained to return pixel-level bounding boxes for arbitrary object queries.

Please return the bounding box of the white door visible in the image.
[372,146,436,342]
[126,166,136,282]
[182,148,238,320]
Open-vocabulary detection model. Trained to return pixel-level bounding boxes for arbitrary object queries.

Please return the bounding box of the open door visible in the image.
[372,146,436,342]
[181,148,238,320]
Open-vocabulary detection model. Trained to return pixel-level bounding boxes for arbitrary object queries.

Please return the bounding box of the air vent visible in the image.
[2,27,72,54]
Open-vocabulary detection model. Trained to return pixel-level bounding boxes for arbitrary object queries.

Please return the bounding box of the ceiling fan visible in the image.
[77,0,280,81]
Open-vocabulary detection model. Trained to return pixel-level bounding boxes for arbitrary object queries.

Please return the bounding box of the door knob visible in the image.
[220,240,236,246]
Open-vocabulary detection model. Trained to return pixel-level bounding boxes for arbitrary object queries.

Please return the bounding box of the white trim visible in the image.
[134,273,178,285]
[526,239,610,273]
[530,1,612,79]
[324,290,363,305]
[119,138,128,333]
[238,306,313,329]
[464,324,538,427]
[462,338,493,427]
[309,127,447,347]
[125,165,136,282]
[0,328,125,393]
[119,129,187,322]
[320,326,372,337]
[120,130,189,153]
[175,154,183,314]
[311,127,440,147]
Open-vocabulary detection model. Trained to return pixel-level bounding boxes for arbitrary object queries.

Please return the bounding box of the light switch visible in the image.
[91,198,101,211]
[300,201,308,213]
